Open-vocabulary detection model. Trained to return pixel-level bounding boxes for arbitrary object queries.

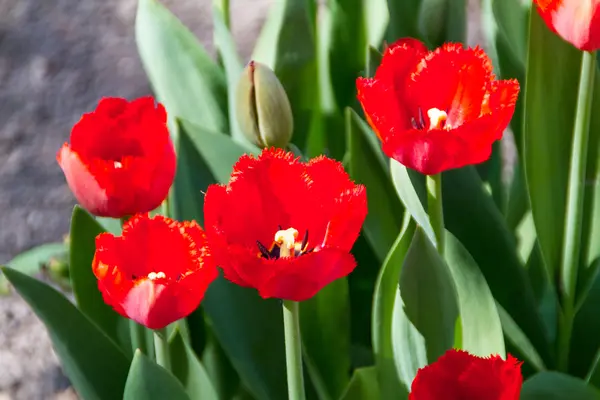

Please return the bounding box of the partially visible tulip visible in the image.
[57,97,176,218]
[93,214,218,330]
[534,0,600,51]
[235,61,294,148]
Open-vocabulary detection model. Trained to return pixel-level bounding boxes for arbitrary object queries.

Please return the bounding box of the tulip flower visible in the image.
[57,97,176,218]
[92,214,217,330]
[409,349,523,400]
[534,0,600,51]
[203,148,367,301]
[356,38,519,175]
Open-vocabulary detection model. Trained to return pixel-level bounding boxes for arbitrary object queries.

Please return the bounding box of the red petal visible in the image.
[322,186,368,251]
[409,349,523,400]
[383,129,470,175]
[407,44,493,128]
[258,249,357,301]
[535,0,600,51]
[357,38,428,140]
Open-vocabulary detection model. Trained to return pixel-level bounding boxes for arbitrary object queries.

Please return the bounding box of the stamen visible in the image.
[275,228,299,257]
[114,161,123,169]
[147,271,166,280]
[176,274,183,282]
[427,108,448,130]
[411,118,419,129]
[418,107,426,128]
[300,230,309,252]
[257,240,271,259]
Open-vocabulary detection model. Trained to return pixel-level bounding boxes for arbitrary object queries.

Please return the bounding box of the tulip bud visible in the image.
[236,61,294,148]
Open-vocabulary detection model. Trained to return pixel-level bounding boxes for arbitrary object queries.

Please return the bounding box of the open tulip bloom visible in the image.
[5,1,600,399]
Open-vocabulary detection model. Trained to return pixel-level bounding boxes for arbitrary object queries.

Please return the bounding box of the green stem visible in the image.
[154,328,171,371]
[213,0,230,28]
[427,174,445,255]
[130,321,148,355]
[283,300,306,400]
[558,50,597,371]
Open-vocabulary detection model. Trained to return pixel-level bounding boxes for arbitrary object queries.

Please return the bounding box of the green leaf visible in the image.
[395,228,458,377]
[1,242,67,294]
[69,206,128,349]
[522,10,583,282]
[442,167,551,365]
[212,6,245,142]
[571,271,600,380]
[418,0,466,47]
[202,278,287,400]
[252,0,318,152]
[2,267,130,400]
[301,279,351,400]
[339,367,380,400]
[363,0,389,48]
[521,372,600,400]
[444,232,505,357]
[135,0,228,133]
[169,329,218,400]
[366,46,383,79]
[124,350,190,400]
[372,218,415,398]
[346,108,404,261]
[386,0,421,42]
[390,161,436,246]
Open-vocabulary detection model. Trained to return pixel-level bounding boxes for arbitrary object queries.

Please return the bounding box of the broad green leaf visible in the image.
[212,6,244,142]
[521,372,600,400]
[497,304,546,372]
[2,267,130,400]
[301,279,351,400]
[491,0,529,68]
[1,242,67,294]
[366,46,383,79]
[325,0,366,111]
[571,270,600,380]
[169,330,218,400]
[339,367,380,400]
[372,218,415,398]
[442,166,551,365]
[418,0,466,47]
[202,278,287,400]
[386,0,421,42]
[201,331,243,400]
[390,161,435,245]
[69,206,128,349]
[135,0,228,133]
[346,108,404,261]
[444,232,505,357]
[523,10,582,281]
[397,228,458,369]
[363,0,389,48]
[252,0,318,152]
[124,350,190,400]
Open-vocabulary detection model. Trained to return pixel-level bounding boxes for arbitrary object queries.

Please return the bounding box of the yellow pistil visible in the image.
[427,108,448,130]
[274,228,299,258]
[147,271,166,280]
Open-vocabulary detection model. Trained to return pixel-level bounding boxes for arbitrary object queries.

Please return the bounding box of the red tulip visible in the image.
[534,0,600,51]
[203,148,367,301]
[57,97,176,218]
[92,214,217,330]
[410,349,523,400]
[356,39,519,175]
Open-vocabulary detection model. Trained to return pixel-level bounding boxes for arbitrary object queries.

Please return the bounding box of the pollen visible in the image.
[147,271,166,280]
[427,108,448,130]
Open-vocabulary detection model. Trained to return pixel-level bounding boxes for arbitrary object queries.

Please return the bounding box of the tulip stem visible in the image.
[130,321,148,355]
[154,328,171,371]
[558,50,597,372]
[427,173,445,255]
[282,300,306,400]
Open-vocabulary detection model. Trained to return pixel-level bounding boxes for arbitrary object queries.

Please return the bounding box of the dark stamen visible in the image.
[131,274,137,280]
[269,243,281,258]
[411,118,418,129]
[176,274,183,282]
[278,224,283,231]
[257,241,271,259]
[301,230,309,252]
[304,247,315,254]
[418,107,425,128]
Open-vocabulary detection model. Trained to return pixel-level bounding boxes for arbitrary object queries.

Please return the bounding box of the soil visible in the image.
[0,0,481,398]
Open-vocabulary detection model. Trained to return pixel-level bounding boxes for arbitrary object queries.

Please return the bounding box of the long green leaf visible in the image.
[346,108,404,261]
[124,350,190,400]
[135,0,228,133]
[252,0,318,152]
[386,0,421,42]
[339,367,380,400]
[418,0,466,47]
[70,206,128,350]
[3,267,130,400]
[169,330,218,400]
[372,218,415,398]
[444,232,505,357]
[301,279,351,400]
[521,372,600,400]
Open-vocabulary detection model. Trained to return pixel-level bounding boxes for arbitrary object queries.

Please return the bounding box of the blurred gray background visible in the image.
[0,0,482,398]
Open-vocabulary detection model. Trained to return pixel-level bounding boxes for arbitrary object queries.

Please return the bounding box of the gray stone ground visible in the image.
[0,0,481,398]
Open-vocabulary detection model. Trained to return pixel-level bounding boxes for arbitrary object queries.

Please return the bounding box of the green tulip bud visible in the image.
[236,61,293,148]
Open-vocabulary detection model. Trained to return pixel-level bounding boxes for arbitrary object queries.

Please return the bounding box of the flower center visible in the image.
[256,226,313,260]
[411,107,449,131]
[147,271,166,280]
